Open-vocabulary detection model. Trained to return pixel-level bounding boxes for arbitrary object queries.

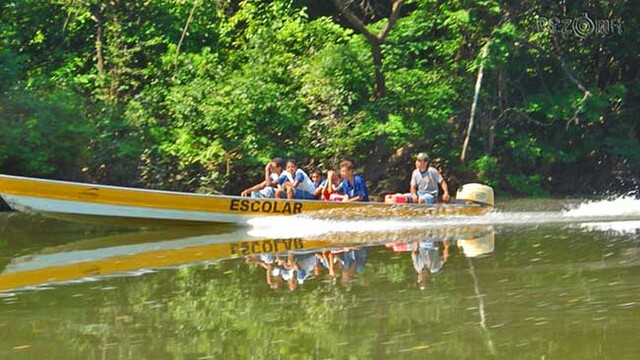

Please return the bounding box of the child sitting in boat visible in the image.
[313,168,342,200]
[310,168,323,190]
[240,157,285,198]
[336,160,369,202]
[276,159,316,200]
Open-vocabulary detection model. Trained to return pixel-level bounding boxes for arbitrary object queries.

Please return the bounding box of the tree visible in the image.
[330,0,404,100]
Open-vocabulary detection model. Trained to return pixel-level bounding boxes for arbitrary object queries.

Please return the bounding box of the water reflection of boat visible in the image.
[0,227,332,291]
[246,226,496,290]
[381,227,495,288]
[0,223,495,292]
[381,229,495,259]
[456,232,495,257]
[0,175,493,225]
[305,225,496,248]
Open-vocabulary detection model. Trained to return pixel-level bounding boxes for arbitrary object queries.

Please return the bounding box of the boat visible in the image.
[0,174,494,225]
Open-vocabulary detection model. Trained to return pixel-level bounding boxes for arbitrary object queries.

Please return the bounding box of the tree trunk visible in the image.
[330,0,404,101]
[461,42,490,162]
[174,0,199,76]
[90,5,105,77]
[370,39,385,100]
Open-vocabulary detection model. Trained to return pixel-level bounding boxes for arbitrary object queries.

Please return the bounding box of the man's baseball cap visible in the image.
[415,152,430,161]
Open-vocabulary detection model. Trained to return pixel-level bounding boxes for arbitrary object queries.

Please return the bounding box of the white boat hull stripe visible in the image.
[2,194,257,224]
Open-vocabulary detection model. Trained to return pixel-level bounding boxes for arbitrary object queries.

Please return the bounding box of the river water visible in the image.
[1,198,639,359]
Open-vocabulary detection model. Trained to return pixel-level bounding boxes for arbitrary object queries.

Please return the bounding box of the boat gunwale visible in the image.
[0,174,492,209]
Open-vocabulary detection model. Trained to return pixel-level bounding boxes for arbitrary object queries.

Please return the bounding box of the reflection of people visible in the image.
[315,251,334,275]
[245,254,281,289]
[409,152,450,204]
[331,248,368,286]
[276,253,298,291]
[245,246,370,290]
[412,239,449,289]
[246,251,322,291]
[338,248,368,274]
[293,254,319,285]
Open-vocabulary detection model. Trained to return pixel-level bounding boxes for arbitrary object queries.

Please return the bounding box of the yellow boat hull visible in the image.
[0,175,492,225]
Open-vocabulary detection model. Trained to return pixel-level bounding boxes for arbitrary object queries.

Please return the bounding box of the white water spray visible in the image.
[562,196,640,218]
[248,196,640,238]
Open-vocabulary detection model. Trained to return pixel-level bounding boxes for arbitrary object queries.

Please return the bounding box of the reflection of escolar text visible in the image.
[229,198,303,214]
[230,239,305,256]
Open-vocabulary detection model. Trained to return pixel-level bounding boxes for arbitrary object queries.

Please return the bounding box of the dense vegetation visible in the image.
[1,0,638,196]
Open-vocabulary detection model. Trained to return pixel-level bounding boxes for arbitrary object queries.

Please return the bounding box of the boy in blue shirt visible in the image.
[338,160,369,202]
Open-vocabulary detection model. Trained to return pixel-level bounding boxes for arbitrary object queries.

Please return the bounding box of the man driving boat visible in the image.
[409,152,450,204]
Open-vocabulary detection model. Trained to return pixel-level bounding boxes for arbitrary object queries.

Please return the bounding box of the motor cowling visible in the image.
[456,183,494,207]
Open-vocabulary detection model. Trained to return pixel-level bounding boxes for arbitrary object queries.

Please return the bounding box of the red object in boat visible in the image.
[384,193,409,204]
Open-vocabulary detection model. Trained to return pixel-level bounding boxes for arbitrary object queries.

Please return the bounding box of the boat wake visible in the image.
[248,196,640,238]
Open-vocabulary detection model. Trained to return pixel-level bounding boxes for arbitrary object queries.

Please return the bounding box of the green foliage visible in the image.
[0,88,91,178]
[296,37,373,164]
[0,0,638,195]
[0,50,24,93]
[469,155,500,188]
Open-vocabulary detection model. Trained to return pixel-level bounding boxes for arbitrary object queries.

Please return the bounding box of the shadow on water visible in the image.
[0,196,9,211]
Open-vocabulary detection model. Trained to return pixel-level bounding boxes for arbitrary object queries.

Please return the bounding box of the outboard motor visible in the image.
[456,183,494,207]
